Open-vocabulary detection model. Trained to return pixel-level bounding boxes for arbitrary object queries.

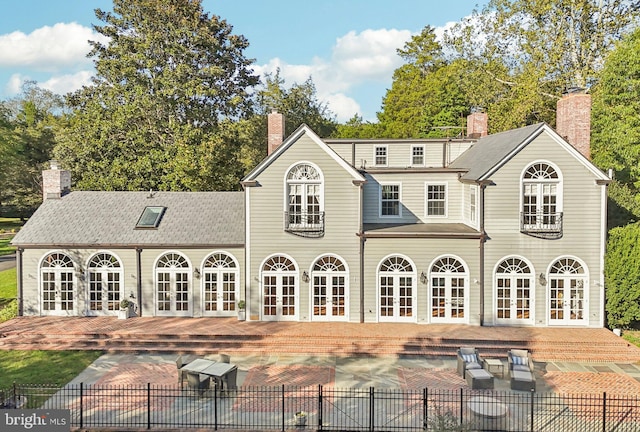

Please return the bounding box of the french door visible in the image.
[202,253,238,316]
[430,256,468,323]
[40,253,75,316]
[311,256,348,321]
[548,258,588,325]
[378,256,415,323]
[262,256,298,321]
[495,258,534,325]
[87,253,123,316]
[156,253,191,316]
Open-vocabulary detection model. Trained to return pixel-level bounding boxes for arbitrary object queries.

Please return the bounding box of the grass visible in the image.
[0,267,17,298]
[0,237,15,256]
[0,217,22,257]
[623,330,640,348]
[0,350,102,385]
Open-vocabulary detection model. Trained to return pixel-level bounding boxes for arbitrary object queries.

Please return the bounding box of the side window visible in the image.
[412,145,424,166]
[380,183,401,217]
[374,146,388,166]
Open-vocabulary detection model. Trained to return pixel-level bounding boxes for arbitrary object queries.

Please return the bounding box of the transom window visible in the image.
[380,184,401,217]
[313,255,346,272]
[380,256,413,272]
[263,256,296,272]
[426,183,447,217]
[374,146,388,166]
[431,256,465,273]
[285,163,324,236]
[550,258,584,275]
[521,162,562,237]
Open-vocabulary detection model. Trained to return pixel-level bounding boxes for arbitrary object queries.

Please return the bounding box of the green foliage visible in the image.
[54,0,258,192]
[0,82,62,219]
[333,114,381,139]
[0,350,102,385]
[442,0,638,132]
[605,222,640,328]
[0,238,15,257]
[592,28,640,226]
[0,299,17,322]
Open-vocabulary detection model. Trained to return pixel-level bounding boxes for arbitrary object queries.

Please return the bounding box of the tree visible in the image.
[377,27,470,138]
[333,114,381,139]
[54,0,259,191]
[605,222,640,328]
[444,0,639,131]
[0,82,63,219]
[591,28,640,226]
[241,70,337,169]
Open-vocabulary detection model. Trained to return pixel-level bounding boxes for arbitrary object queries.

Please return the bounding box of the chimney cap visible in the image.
[49,160,59,170]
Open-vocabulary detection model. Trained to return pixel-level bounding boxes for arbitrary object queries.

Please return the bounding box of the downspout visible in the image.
[17,247,24,316]
[479,182,487,326]
[136,248,143,316]
[357,180,365,323]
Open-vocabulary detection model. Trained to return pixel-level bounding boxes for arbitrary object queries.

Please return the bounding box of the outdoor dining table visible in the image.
[181,358,237,390]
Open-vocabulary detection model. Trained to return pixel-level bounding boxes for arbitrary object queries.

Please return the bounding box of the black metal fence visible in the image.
[2,383,639,431]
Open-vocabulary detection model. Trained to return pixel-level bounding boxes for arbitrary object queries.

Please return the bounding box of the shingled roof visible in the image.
[11,191,244,247]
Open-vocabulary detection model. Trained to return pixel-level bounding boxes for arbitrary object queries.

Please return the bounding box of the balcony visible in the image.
[285,211,325,237]
[520,212,563,239]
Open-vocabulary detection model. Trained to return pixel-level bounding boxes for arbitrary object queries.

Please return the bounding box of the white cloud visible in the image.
[39,70,95,95]
[5,73,29,95]
[0,22,106,71]
[256,28,412,122]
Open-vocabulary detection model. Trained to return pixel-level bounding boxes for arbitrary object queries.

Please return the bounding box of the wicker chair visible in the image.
[508,349,536,391]
[456,347,483,378]
[186,372,210,396]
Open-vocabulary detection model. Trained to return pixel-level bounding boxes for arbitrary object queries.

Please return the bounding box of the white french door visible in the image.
[378,256,416,323]
[495,258,534,325]
[202,252,239,316]
[262,274,298,321]
[87,253,123,316]
[548,258,588,326]
[430,256,468,323]
[40,252,75,316]
[155,253,191,317]
[311,255,349,321]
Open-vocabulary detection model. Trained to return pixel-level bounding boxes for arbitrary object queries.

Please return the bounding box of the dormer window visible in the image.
[136,206,166,229]
[374,146,388,166]
[411,145,424,166]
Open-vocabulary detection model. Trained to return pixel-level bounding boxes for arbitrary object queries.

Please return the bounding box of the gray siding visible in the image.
[482,131,605,327]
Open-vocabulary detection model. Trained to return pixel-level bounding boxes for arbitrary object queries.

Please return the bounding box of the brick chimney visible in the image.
[42,160,71,200]
[467,112,488,138]
[556,89,591,159]
[267,110,285,155]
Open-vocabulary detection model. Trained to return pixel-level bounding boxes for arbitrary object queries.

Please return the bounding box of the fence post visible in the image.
[318,385,323,431]
[530,388,535,432]
[79,382,83,430]
[602,392,607,432]
[423,388,428,430]
[282,384,286,432]
[369,387,375,432]
[213,381,218,431]
[147,383,151,429]
[460,388,464,425]
[12,382,17,409]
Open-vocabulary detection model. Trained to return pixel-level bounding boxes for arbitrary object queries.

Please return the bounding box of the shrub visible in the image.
[605,222,640,328]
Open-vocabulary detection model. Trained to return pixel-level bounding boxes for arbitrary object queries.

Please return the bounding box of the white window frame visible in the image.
[469,185,478,226]
[379,182,402,218]
[520,161,563,232]
[425,182,448,218]
[283,162,324,232]
[374,145,388,167]
[411,145,425,167]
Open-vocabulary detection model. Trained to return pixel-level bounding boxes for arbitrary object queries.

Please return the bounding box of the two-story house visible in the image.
[12,91,609,327]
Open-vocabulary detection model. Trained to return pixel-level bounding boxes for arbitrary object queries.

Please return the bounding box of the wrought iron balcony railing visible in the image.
[285,211,325,237]
[520,211,563,239]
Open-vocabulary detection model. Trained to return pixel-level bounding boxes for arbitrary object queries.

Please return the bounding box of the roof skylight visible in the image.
[136,206,166,229]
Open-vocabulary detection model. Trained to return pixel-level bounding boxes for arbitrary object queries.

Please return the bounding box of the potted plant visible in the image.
[118,299,135,319]
[294,411,307,426]
[237,300,246,321]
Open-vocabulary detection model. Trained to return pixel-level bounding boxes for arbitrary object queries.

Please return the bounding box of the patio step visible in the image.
[1,323,639,362]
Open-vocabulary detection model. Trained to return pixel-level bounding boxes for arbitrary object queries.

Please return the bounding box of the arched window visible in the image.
[87,252,123,314]
[155,252,191,316]
[521,162,562,236]
[40,252,75,314]
[495,257,534,323]
[311,255,348,321]
[262,255,298,320]
[285,163,324,236]
[378,255,415,322]
[202,252,239,314]
[430,256,468,323]
[548,257,588,325]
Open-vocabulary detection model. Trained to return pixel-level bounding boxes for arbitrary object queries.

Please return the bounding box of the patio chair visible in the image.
[219,353,231,363]
[176,355,188,386]
[456,347,483,378]
[186,372,210,396]
[508,349,536,391]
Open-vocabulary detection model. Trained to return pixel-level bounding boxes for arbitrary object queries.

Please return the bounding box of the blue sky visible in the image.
[0,0,486,122]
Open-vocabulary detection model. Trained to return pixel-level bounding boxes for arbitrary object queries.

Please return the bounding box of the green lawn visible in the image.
[0,237,15,257]
[0,217,23,231]
[0,267,16,298]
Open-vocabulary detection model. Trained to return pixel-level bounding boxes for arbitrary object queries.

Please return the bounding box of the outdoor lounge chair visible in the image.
[176,355,188,386]
[456,347,483,378]
[508,349,536,391]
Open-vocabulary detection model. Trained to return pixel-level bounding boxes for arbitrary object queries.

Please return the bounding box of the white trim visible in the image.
[259,253,300,322]
[519,160,563,229]
[410,144,425,167]
[425,181,448,219]
[374,144,388,167]
[308,253,350,322]
[379,182,402,218]
[599,184,607,327]
[243,124,366,183]
[199,251,240,317]
[85,250,125,316]
[245,187,251,319]
[376,254,418,323]
[427,254,470,324]
[37,250,78,316]
[283,161,325,229]
[545,255,590,327]
[152,250,193,317]
[491,255,536,326]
